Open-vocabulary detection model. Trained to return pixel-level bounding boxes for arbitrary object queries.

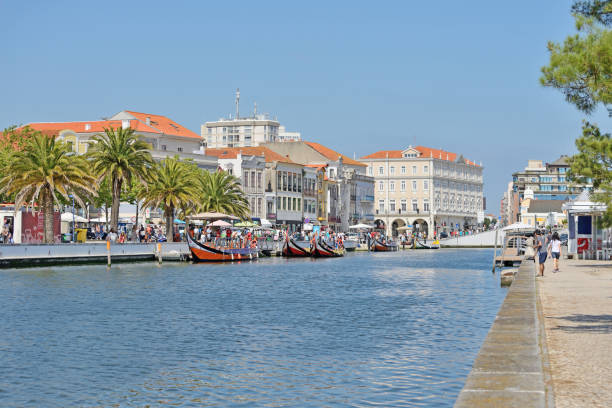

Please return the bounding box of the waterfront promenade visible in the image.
[538,258,612,408]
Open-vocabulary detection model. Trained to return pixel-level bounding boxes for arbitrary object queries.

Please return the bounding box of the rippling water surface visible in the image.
[0,249,506,407]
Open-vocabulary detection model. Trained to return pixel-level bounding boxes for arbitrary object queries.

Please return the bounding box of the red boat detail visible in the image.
[187,233,259,262]
[282,237,312,257]
[370,239,398,252]
[312,238,344,258]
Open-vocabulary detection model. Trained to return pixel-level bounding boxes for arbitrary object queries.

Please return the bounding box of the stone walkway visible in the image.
[538,257,612,408]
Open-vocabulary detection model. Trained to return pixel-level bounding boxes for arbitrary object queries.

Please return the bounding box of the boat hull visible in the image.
[312,239,344,258]
[282,238,312,257]
[370,239,398,252]
[188,234,259,262]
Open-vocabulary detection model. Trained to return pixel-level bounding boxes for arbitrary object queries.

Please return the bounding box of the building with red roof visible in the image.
[359,145,484,238]
[17,110,217,170]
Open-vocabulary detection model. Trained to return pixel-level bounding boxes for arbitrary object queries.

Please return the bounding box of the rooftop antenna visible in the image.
[253,101,257,116]
[235,88,240,119]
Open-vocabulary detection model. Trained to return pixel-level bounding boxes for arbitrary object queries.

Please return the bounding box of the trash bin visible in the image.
[76,228,87,243]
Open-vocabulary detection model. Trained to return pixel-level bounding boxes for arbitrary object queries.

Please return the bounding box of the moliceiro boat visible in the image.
[370,238,399,252]
[282,237,312,257]
[187,233,259,262]
[312,238,344,258]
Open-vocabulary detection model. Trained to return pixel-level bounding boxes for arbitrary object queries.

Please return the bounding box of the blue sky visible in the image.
[2,0,609,214]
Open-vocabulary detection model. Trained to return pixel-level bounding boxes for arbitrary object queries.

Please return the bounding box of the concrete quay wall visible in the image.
[454,261,554,407]
[439,229,499,247]
[0,242,190,268]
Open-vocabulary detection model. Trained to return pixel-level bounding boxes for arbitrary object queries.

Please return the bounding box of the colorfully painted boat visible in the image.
[312,238,344,258]
[187,233,259,262]
[370,238,399,252]
[282,237,312,257]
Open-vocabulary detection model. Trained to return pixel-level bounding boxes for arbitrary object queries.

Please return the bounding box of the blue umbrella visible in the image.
[174,219,186,224]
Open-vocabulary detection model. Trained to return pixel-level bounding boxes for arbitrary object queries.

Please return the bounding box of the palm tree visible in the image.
[140,156,198,242]
[197,169,250,219]
[88,126,153,232]
[0,131,97,243]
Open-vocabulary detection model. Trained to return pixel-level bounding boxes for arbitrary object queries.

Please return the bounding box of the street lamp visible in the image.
[69,194,75,242]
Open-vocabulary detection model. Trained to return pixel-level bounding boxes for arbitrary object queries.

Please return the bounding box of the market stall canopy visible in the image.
[174,219,186,224]
[502,222,535,232]
[189,212,239,220]
[234,221,256,227]
[61,212,88,223]
[303,223,314,231]
[349,223,374,229]
[260,219,273,227]
[210,220,232,227]
[397,225,413,231]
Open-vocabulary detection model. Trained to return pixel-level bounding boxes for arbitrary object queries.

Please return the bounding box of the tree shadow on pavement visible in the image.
[548,314,612,333]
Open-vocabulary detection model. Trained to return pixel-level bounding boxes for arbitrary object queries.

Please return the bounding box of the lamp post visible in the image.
[70,194,75,242]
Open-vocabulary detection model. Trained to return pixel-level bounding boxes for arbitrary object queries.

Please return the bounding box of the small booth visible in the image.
[562,190,610,260]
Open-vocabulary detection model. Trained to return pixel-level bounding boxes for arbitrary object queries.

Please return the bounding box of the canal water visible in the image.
[0,249,506,407]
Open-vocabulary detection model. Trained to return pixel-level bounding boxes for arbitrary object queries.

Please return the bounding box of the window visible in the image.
[244,171,249,187]
[277,197,281,210]
[297,198,301,211]
[378,200,385,213]
[379,166,384,175]
[288,172,293,191]
[368,167,373,176]
[297,175,302,192]
[283,172,287,191]
[161,145,167,151]
[283,196,287,210]
[412,180,417,192]
[178,147,183,152]
[423,180,429,191]
[293,198,297,211]
[251,172,256,189]
[329,168,335,178]
[400,180,406,192]
[389,181,395,192]
[412,199,418,212]
[401,199,407,212]
[424,165,429,174]
[257,172,262,188]
[258,198,262,215]
[390,166,395,175]
[412,166,417,175]
[379,181,384,192]
[389,200,396,212]
[423,199,430,212]
[401,166,406,174]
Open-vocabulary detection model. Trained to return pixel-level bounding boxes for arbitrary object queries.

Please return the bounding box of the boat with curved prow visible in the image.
[312,238,344,258]
[370,238,399,252]
[282,237,312,257]
[187,233,259,262]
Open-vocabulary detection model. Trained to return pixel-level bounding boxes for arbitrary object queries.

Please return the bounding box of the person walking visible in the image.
[534,229,548,277]
[548,231,562,273]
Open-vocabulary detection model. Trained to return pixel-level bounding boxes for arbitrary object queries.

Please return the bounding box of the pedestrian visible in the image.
[534,229,548,277]
[548,232,562,273]
[107,228,118,243]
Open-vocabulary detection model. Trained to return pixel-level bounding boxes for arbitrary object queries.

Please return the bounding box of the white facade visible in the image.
[202,115,280,148]
[217,153,266,219]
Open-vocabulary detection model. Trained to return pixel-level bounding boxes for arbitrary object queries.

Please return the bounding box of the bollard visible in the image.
[157,243,162,264]
[106,240,111,267]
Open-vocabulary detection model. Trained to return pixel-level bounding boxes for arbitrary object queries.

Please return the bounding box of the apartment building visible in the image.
[204,149,266,219]
[23,110,217,170]
[511,156,589,201]
[360,145,484,238]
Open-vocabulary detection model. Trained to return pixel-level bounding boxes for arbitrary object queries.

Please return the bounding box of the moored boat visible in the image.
[312,238,344,258]
[370,238,399,252]
[282,237,312,257]
[187,233,259,262]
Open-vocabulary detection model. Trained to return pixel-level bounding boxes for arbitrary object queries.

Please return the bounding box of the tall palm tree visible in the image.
[139,156,198,242]
[197,169,250,219]
[0,131,97,243]
[88,126,153,232]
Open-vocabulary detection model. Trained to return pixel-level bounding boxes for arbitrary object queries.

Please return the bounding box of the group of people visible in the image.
[93,223,172,244]
[192,225,259,248]
[532,230,562,276]
[0,221,13,244]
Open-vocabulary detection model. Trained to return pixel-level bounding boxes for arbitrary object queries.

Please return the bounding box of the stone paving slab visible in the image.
[454,260,552,407]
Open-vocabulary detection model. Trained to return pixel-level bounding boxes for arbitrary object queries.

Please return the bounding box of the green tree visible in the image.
[92,177,113,230]
[197,169,250,219]
[540,14,612,114]
[568,122,612,226]
[139,156,198,242]
[0,131,97,243]
[121,177,144,227]
[572,1,612,25]
[87,126,153,233]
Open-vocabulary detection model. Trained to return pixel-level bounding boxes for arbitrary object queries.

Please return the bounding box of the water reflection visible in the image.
[0,249,506,407]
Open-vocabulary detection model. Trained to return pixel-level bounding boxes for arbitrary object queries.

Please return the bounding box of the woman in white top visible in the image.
[548,232,562,272]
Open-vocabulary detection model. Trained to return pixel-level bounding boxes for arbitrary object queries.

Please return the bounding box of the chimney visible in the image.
[146,117,151,126]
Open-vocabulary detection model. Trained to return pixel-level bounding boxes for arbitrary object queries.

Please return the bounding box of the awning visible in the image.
[61,212,88,223]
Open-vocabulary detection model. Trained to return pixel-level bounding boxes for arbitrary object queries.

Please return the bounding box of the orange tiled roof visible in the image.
[304,142,366,167]
[361,146,480,167]
[124,111,200,139]
[20,111,201,140]
[205,146,296,164]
